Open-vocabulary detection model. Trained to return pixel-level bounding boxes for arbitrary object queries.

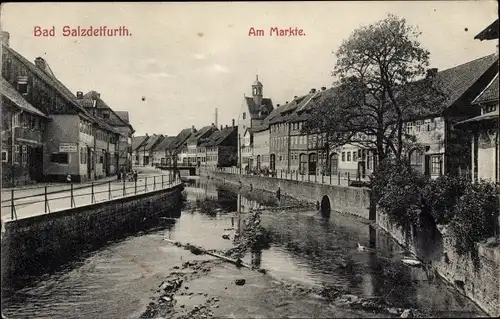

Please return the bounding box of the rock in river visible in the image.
[234,279,246,286]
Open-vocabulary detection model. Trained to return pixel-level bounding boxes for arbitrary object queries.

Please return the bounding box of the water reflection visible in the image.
[2,177,484,319]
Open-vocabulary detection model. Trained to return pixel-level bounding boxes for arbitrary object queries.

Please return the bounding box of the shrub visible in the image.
[449,181,499,268]
[373,160,428,233]
[422,175,469,225]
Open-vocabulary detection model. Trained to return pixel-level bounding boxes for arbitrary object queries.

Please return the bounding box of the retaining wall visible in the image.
[205,170,499,316]
[204,171,373,220]
[377,210,500,317]
[1,184,184,279]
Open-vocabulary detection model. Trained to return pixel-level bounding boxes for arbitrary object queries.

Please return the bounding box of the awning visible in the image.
[425,144,444,155]
[456,109,499,126]
[16,137,43,146]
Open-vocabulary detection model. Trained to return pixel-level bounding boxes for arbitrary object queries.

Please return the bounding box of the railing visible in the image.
[1,174,182,221]
[200,166,371,187]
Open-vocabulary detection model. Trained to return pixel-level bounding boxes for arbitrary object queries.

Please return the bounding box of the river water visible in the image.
[1,177,484,318]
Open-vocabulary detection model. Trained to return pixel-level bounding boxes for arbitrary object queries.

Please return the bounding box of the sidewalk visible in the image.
[1,175,120,193]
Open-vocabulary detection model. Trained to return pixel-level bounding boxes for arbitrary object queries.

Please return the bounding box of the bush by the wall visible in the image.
[449,181,499,267]
[422,175,470,225]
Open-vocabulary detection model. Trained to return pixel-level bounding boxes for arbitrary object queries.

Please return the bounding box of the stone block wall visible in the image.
[1,184,184,279]
[377,210,500,317]
[203,170,372,220]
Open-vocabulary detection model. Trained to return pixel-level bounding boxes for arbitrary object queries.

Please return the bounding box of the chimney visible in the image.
[76,91,83,99]
[285,101,288,104]
[277,103,280,107]
[310,88,316,94]
[321,87,326,91]
[232,119,235,127]
[426,68,438,79]
[220,125,223,130]
[211,123,214,127]
[1,31,10,46]
[225,125,228,129]
[35,57,47,71]
[294,95,298,99]
[191,125,196,133]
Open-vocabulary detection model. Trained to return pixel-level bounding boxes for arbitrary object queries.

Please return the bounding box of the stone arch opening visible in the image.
[320,195,331,218]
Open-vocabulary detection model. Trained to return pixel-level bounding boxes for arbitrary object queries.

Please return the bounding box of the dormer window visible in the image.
[243,112,246,120]
[17,75,28,95]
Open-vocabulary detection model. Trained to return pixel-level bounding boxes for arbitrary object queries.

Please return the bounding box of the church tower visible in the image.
[252,75,263,106]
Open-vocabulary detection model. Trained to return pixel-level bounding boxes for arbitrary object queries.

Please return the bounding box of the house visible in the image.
[152,136,175,166]
[132,135,149,166]
[76,91,135,172]
[456,21,499,184]
[1,32,120,182]
[237,76,273,168]
[186,124,218,166]
[1,77,49,186]
[252,126,270,171]
[137,134,164,166]
[405,54,498,179]
[199,124,237,168]
[166,127,192,166]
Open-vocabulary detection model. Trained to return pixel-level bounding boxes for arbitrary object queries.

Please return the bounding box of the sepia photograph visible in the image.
[0,1,499,318]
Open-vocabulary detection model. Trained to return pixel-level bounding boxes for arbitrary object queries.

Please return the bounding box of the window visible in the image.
[424,119,432,131]
[353,151,358,162]
[242,112,246,120]
[347,152,351,162]
[51,153,69,164]
[299,153,307,174]
[406,121,414,134]
[21,145,27,163]
[103,111,110,119]
[14,145,20,163]
[17,75,28,95]
[415,120,422,133]
[2,150,8,162]
[431,155,441,176]
[341,152,345,162]
[367,151,372,170]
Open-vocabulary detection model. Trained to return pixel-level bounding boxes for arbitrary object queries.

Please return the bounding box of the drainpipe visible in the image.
[93,123,97,180]
[11,111,22,186]
[238,134,242,174]
[287,123,291,172]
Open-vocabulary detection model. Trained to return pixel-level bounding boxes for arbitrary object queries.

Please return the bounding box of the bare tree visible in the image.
[304,14,448,165]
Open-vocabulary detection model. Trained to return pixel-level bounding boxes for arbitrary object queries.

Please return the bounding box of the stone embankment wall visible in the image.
[204,170,372,220]
[377,210,500,317]
[1,184,184,279]
[204,170,499,317]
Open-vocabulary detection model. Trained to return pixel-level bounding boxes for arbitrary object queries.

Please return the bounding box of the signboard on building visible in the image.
[59,143,78,153]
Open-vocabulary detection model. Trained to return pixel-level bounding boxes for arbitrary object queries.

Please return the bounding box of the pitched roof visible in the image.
[168,128,193,151]
[187,125,217,145]
[200,126,237,147]
[2,43,117,133]
[144,134,164,151]
[153,136,175,152]
[132,135,149,151]
[115,111,130,123]
[473,73,499,104]
[244,96,274,119]
[1,77,48,117]
[77,92,133,130]
[475,19,499,40]
[434,53,498,109]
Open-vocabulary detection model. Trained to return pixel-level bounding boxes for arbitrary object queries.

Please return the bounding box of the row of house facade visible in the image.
[1,31,135,186]
[131,121,238,169]
[236,20,499,183]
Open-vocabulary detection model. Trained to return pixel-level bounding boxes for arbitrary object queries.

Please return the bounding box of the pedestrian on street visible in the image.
[66,174,71,183]
[133,170,138,182]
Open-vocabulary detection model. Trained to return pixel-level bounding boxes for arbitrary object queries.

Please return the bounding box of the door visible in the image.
[270,154,276,171]
[330,153,338,175]
[358,161,366,179]
[308,153,317,175]
[28,146,44,181]
[105,151,111,176]
[87,147,92,179]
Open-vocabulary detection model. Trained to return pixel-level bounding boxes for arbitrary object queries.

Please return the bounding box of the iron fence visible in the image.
[199,166,370,187]
[1,174,182,221]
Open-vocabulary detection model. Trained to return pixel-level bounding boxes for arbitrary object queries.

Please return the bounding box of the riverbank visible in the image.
[202,171,499,317]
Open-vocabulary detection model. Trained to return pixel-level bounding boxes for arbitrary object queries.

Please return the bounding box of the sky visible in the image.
[1,1,498,136]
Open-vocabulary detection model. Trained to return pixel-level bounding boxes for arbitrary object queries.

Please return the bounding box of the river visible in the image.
[1,177,484,318]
